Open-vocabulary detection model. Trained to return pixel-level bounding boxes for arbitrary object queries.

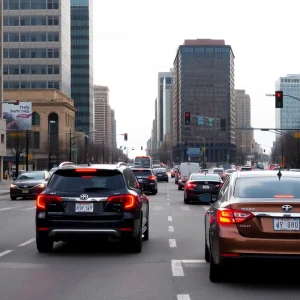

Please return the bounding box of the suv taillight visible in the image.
[148,175,156,181]
[217,208,254,225]
[107,194,138,210]
[37,194,62,210]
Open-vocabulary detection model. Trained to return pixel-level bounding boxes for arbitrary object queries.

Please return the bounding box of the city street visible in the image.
[0,177,299,300]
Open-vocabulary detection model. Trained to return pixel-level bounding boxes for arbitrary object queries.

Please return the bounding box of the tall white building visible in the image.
[93,85,111,144]
[275,74,300,129]
[157,70,173,146]
[3,0,71,97]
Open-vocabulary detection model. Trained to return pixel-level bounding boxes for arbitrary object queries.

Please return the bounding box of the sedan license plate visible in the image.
[273,218,300,231]
[22,189,29,193]
[202,185,209,189]
[75,203,93,213]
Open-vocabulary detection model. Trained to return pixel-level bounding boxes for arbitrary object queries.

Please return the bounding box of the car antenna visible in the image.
[277,169,282,181]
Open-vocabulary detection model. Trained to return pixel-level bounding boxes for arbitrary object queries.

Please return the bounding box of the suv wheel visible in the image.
[36,235,53,253]
[142,218,149,241]
[127,222,142,253]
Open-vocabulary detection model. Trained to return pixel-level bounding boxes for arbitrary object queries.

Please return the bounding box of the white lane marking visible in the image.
[181,259,206,264]
[168,216,172,221]
[18,238,36,247]
[177,295,191,300]
[171,260,184,276]
[22,207,36,211]
[152,205,163,211]
[202,205,210,210]
[0,250,13,258]
[0,207,18,211]
[180,205,190,211]
[168,226,174,232]
[169,239,177,248]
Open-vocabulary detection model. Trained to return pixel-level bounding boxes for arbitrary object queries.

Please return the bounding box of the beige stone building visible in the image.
[3,89,79,169]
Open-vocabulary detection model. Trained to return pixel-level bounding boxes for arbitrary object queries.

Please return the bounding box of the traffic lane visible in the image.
[0,208,176,300]
[0,206,35,252]
[174,260,300,300]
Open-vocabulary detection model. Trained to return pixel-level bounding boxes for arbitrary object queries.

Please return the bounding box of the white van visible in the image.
[177,162,201,190]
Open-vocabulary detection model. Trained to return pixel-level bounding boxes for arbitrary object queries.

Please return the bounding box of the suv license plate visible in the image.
[75,203,93,212]
[22,189,29,193]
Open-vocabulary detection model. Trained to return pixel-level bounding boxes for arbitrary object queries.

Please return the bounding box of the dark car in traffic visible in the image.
[153,168,169,182]
[204,170,300,282]
[10,171,50,200]
[131,167,158,195]
[35,163,150,253]
[184,173,223,204]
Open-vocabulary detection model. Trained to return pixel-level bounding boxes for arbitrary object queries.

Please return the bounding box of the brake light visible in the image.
[107,194,137,210]
[217,208,254,225]
[165,172,168,176]
[148,175,156,181]
[178,172,181,178]
[154,173,157,176]
[274,195,294,198]
[36,194,62,210]
[215,184,222,188]
[75,168,97,173]
[186,182,197,189]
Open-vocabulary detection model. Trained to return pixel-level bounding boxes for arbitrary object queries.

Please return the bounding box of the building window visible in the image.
[47,16,59,26]
[47,0,59,9]
[31,0,47,9]
[1,135,4,144]
[33,132,40,150]
[32,112,41,126]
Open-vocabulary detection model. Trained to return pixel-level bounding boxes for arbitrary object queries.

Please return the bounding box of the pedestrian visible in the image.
[4,169,8,180]
[8,168,13,180]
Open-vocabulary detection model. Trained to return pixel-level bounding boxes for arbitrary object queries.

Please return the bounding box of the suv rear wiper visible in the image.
[84,187,110,191]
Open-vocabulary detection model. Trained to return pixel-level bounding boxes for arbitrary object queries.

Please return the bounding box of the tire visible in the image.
[127,222,142,253]
[143,218,149,241]
[10,196,17,200]
[205,241,210,262]
[178,184,182,190]
[152,188,157,195]
[209,248,226,282]
[166,179,169,182]
[36,235,53,253]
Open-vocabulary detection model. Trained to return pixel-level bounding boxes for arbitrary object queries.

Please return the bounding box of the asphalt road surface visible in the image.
[0,178,299,300]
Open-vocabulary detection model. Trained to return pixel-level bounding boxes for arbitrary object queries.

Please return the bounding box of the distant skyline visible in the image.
[92,0,300,158]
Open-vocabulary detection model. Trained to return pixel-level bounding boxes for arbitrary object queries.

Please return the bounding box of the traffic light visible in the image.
[275,91,283,108]
[252,144,254,149]
[184,112,191,125]
[264,149,266,153]
[220,119,226,131]
[124,133,128,141]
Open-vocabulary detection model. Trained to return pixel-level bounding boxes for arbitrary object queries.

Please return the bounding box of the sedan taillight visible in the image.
[217,208,254,225]
[186,182,197,189]
[148,175,156,181]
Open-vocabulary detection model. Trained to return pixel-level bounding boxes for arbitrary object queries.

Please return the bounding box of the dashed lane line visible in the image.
[0,207,20,211]
[169,239,177,248]
[177,295,191,300]
[18,238,36,247]
[0,250,13,258]
[181,260,206,264]
[171,260,184,276]
[168,216,172,221]
[168,226,174,232]
[21,207,36,211]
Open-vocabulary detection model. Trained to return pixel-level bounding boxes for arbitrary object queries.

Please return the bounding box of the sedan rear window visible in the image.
[154,168,167,173]
[132,170,152,177]
[191,175,221,181]
[234,177,300,198]
[17,172,45,180]
[213,169,224,173]
[48,170,125,192]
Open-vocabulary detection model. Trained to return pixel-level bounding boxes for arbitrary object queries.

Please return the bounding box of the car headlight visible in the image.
[10,184,17,188]
[35,183,46,189]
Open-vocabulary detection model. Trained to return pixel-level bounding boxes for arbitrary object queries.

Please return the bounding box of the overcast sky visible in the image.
[92,0,300,158]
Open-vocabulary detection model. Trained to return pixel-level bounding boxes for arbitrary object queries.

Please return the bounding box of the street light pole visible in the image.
[25,130,29,171]
[69,129,72,162]
[48,120,55,170]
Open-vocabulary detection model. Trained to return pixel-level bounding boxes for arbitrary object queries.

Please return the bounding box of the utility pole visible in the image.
[25,130,29,171]
[69,129,72,162]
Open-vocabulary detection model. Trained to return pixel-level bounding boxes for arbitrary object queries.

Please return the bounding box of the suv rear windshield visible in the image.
[234,177,300,198]
[48,170,125,192]
[132,170,152,177]
[191,175,221,181]
[213,169,224,173]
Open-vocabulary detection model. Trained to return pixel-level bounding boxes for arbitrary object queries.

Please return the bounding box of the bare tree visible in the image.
[6,131,30,177]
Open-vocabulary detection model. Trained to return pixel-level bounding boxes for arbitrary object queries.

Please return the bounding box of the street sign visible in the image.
[198,116,204,125]
[187,148,203,156]
[28,154,33,160]
[208,118,213,126]
[294,132,300,139]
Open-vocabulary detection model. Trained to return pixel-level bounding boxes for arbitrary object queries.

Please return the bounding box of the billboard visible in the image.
[2,101,32,131]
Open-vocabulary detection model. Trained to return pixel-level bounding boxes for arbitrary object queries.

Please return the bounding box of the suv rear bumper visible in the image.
[36,214,141,241]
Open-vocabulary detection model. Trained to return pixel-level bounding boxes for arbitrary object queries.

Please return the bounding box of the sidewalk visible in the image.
[0,180,12,195]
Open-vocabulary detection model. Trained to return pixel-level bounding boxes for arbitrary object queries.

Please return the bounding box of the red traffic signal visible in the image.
[124,133,128,141]
[275,91,283,108]
[184,112,191,125]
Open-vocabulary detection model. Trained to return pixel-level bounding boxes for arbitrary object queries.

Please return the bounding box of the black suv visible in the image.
[35,163,149,253]
[131,167,158,195]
